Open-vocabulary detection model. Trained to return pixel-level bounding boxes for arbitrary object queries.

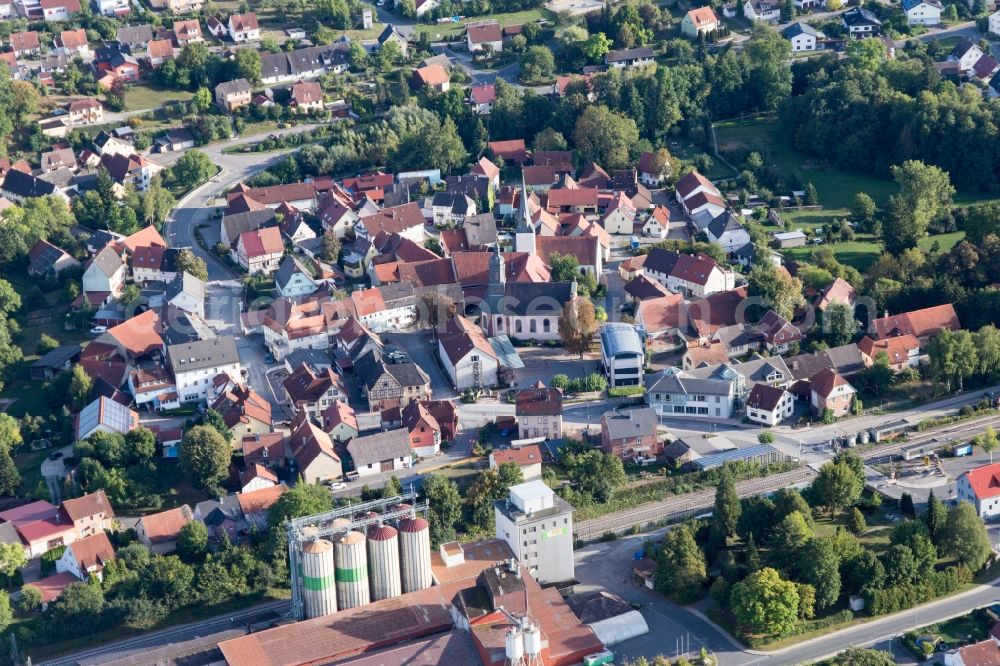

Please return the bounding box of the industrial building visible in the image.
[219,492,602,666]
[494,480,575,585]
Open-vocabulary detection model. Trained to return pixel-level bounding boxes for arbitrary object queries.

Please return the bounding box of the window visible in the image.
[543,319,551,333]
[515,320,523,333]
[530,319,537,333]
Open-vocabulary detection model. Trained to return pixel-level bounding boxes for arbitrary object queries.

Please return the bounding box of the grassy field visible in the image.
[124,85,194,111]
[414,8,552,40]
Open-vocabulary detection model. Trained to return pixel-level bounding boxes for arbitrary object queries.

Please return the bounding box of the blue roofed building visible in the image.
[600,323,645,388]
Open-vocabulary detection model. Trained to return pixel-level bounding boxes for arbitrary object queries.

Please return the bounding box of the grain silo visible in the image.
[367,524,402,601]
[334,530,370,610]
[398,516,433,593]
[300,538,337,619]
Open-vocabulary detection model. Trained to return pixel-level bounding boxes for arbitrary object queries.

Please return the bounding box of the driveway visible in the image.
[40,445,72,504]
[382,330,456,399]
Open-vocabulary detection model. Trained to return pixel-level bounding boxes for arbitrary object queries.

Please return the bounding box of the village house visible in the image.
[53,28,89,57]
[467,22,503,53]
[469,83,496,114]
[234,226,284,274]
[28,239,80,278]
[810,368,856,418]
[55,531,115,581]
[168,337,241,404]
[515,386,563,440]
[82,245,126,298]
[743,0,780,21]
[605,47,655,69]
[228,12,260,41]
[10,31,41,57]
[871,304,960,343]
[41,0,81,21]
[289,80,323,113]
[601,192,637,235]
[957,462,1000,518]
[902,0,942,25]
[66,98,104,126]
[378,24,408,56]
[136,505,193,554]
[642,248,736,298]
[215,79,252,113]
[211,380,272,442]
[842,7,882,35]
[783,22,825,51]
[61,490,115,538]
[745,383,794,426]
[437,314,500,391]
[401,400,442,458]
[646,367,738,419]
[858,334,921,371]
[354,349,431,411]
[321,400,359,443]
[681,6,720,37]
[282,362,347,419]
[706,211,751,254]
[490,443,543,481]
[172,19,204,44]
[601,408,661,461]
[238,484,286,531]
[346,428,411,478]
[290,413,343,484]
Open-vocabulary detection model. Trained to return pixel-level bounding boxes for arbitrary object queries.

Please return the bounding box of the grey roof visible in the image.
[603,407,658,441]
[284,348,331,370]
[215,78,251,97]
[600,323,644,358]
[157,127,195,146]
[786,343,864,381]
[431,191,474,214]
[464,213,497,247]
[490,282,573,317]
[902,0,941,10]
[167,336,239,373]
[690,355,790,385]
[261,42,350,79]
[90,245,124,278]
[663,440,693,461]
[567,591,634,624]
[195,494,242,523]
[31,344,81,370]
[689,443,784,471]
[378,24,407,45]
[166,271,206,303]
[116,24,153,45]
[274,255,312,291]
[2,169,56,198]
[707,211,745,240]
[386,361,430,388]
[222,209,276,242]
[606,47,654,63]
[647,368,733,396]
[842,6,881,26]
[346,428,411,467]
[782,22,822,39]
[0,521,22,548]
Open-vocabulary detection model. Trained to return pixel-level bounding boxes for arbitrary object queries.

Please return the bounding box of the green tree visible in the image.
[747,260,804,321]
[467,462,524,532]
[882,543,917,586]
[141,178,176,228]
[323,230,341,263]
[856,351,893,397]
[0,448,20,497]
[177,520,209,563]
[798,538,841,609]
[730,567,799,638]
[941,502,992,570]
[572,105,640,170]
[422,474,462,547]
[0,541,26,578]
[852,192,877,223]
[581,33,612,62]
[899,492,915,517]
[846,37,886,71]
[811,461,862,516]
[924,490,946,542]
[268,482,333,528]
[180,425,231,493]
[175,249,208,281]
[19,583,41,613]
[742,26,793,111]
[520,46,556,83]
[746,533,762,573]
[558,298,598,359]
[384,475,404,498]
[890,520,936,579]
[533,127,567,151]
[202,408,233,443]
[982,425,999,463]
[125,428,157,463]
[885,160,955,254]
[768,511,812,573]
[710,464,741,547]
[37,333,59,354]
[168,151,217,190]
[562,447,627,502]
[191,87,212,113]
[68,364,93,411]
[653,524,707,603]
[825,648,896,666]
[823,302,857,347]
[848,507,867,535]
[842,550,886,596]
[0,413,20,452]
[0,591,11,632]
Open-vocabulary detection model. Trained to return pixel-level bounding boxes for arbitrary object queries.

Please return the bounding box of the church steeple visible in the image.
[489,243,505,285]
[515,171,535,255]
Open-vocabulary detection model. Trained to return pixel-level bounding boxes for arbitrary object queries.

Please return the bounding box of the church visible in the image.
[479,181,579,342]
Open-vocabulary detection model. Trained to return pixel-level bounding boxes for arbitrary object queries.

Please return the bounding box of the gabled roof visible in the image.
[67,531,115,572]
[624,275,671,301]
[283,363,344,403]
[783,21,823,39]
[168,336,239,373]
[239,226,284,257]
[685,6,718,26]
[688,286,749,337]
[810,367,853,398]
[290,412,341,469]
[515,387,562,416]
[414,64,449,86]
[212,382,272,429]
[467,22,502,44]
[962,462,1000,501]
[606,47,654,63]
[105,310,163,357]
[470,83,496,105]
[871,304,960,340]
[229,12,259,30]
[675,170,718,200]
[602,407,657,441]
[637,293,686,334]
[347,428,411,467]
[322,400,358,434]
[2,169,56,198]
[858,334,919,364]
[746,383,788,412]
[216,78,252,97]
[139,505,193,543]
[706,211,745,240]
[237,483,286,516]
[842,6,882,26]
[439,315,498,366]
[61,490,114,523]
[76,395,139,439]
[816,277,856,310]
[116,24,153,45]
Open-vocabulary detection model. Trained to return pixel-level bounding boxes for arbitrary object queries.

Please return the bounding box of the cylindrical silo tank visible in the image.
[300,538,337,619]
[523,621,542,659]
[505,626,524,664]
[334,530,370,610]
[398,517,433,593]
[367,524,402,601]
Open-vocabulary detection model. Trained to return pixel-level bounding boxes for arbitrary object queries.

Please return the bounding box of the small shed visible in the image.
[773,230,808,248]
[30,345,81,380]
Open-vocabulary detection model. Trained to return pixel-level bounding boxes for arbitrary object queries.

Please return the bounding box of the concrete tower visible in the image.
[514,173,535,255]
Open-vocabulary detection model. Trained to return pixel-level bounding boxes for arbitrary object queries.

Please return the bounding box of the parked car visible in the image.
[89,325,107,335]
[328,482,347,490]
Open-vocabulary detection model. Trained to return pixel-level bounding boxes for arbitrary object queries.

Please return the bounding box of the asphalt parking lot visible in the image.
[513,346,601,388]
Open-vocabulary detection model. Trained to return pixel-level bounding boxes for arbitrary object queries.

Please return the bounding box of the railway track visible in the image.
[574,467,817,539]
[861,413,1000,464]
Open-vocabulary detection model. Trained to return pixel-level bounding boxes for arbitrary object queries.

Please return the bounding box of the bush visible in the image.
[757,431,775,444]
[608,386,646,398]
[551,374,570,390]
[599,531,619,542]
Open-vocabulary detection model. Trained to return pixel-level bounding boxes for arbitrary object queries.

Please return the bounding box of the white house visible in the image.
[744,383,794,426]
[167,337,242,404]
[467,22,502,53]
[601,192,637,235]
[346,429,411,478]
[957,462,1000,519]
[227,13,260,42]
[647,368,737,419]
[990,9,1000,36]
[950,38,985,72]
[234,227,284,275]
[902,0,941,25]
[55,532,115,581]
[350,285,418,334]
[705,212,752,254]
[743,0,780,22]
[437,315,499,390]
[274,256,317,299]
[600,323,645,388]
[82,246,126,297]
[842,7,882,35]
[782,22,825,51]
[642,248,736,298]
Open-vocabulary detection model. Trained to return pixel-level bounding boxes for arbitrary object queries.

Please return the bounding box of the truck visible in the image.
[584,650,615,666]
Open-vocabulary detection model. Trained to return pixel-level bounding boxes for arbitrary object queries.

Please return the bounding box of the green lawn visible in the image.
[414,8,552,40]
[124,85,194,111]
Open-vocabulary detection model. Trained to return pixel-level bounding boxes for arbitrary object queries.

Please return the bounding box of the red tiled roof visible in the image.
[470,155,500,182]
[139,505,193,543]
[229,11,259,30]
[858,334,919,364]
[872,304,960,340]
[68,531,115,572]
[239,226,283,258]
[962,462,1000,501]
[361,202,425,236]
[746,383,787,412]
[321,400,358,433]
[32,573,77,604]
[57,28,87,49]
[810,367,851,398]
[546,187,598,209]
[61,490,114,523]
[469,84,496,105]
[535,235,597,267]
[467,22,502,44]
[414,64,449,86]
[105,310,163,357]
[237,483,286,516]
[147,39,173,59]
[492,443,542,466]
[817,277,856,310]
[637,293,686,334]
[515,387,562,416]
[688,286,748,337]
[686,6,718,26]
[488,139,527,161]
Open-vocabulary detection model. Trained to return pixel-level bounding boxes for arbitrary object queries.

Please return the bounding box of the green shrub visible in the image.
[608,386,646,398]
[757,431,774,444]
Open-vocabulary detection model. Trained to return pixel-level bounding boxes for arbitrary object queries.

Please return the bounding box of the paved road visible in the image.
[37,600,289,666]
